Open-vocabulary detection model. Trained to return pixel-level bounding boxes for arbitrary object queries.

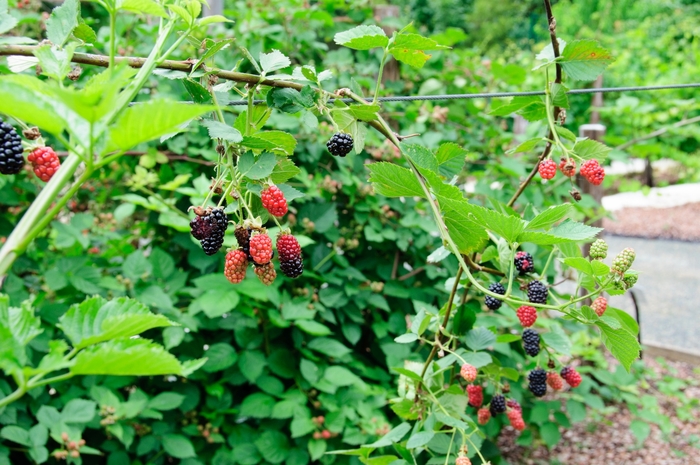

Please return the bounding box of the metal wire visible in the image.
[227,82,700,106]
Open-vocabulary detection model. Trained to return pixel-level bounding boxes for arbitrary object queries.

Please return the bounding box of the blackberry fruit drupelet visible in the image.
[514,251,535,275]
[484,282,506,310]
[522,328,541,357]
[326,133,353,157]
[489,394,506,416]
[527,280,548,304]
[0,119,24,175]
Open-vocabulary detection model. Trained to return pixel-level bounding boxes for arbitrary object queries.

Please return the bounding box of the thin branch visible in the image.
[615,114,700,151]
[56,150,216,166]
[507,0,563,208]
[462,254,505,277]
[398,266,424,281]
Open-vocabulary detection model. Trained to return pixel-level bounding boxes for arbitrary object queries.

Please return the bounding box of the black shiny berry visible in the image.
[529,382,547,397]
[484,282,506,310]
[0,119,24,175]
[528,368,547,385]
[190,216,212,240]
[280,256,303,278]
[196,208,228,255]
[489,394,506,416]
[527,280,548,304]
[514,251,535,275]
[326,132,354,157]
[522,328,540,357]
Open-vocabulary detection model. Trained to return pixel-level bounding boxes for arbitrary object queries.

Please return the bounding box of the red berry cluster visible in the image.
[27,147,61,182]
[580,159,605,185]
[561,366,582,387]
[261,185,288,217]
[591,296,607,316]
[547,372,564,391]
[224,249,248,284]
[538,159,557,179]
[460,363,477,382]
[516,305,537,327]
[540,157,606,186]
[506,400,525,431]
[466,385,483,407]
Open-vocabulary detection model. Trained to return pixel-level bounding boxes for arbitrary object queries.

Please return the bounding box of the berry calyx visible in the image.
[514,251,535,275]
[516,305,537,327]
[506,408,526,431]
[589,239,608,260]
[261,185,288,217]
[522,328,540,357]
[224,249,248,284]
[612,248,636,276]
[558,158,577,177]
[254,262,277,286]
[460,363,477,382]
[249,232,273,265]
[527,280,548,304]
[489,394,506,416]
[277,233,304,278]
[477,407,491,425]
[484,282,506,310]
[561,366,582,388]
[538,158,557,180]
[0,119,24,175]
[466,385,483,408]
[547,372,564,391]
[591,296,607,317]
[580,159,605,186]
[326,132,354,157]
[27,146,60,182]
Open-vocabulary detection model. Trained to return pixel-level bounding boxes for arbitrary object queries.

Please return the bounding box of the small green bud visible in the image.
[611,248,635,275]
[589,239,608,260]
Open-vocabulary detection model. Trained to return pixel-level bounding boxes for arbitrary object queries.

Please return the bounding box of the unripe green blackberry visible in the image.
[611,248,635,275]
[622,273,638,289]
[589,239,608,260]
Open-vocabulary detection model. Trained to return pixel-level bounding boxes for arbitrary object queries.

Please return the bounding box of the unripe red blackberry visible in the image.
[591,296,607,317]
[190,215,213,240]
[261,185,288,217]
[277,233,303,278]
[234,226,250,249]
[538,158,556,180]
[546,372,564,391]
[477,407,491,425]
[505,399,521,412]
[506,408,526,431]
[456,456,471,465]
[589,239,608,260]
[249,232,273,265]
[561,366,582,388]
[466,384,483,408]
[580,159,605,185]
[484,282,505,310]
[527,280,548,304]
[224,249,248,284]
[460,363,477,382]
[0,119,24,175]
[516,305,537,327]
[612,248,635,275]
[27,146,60,182]
[326,132,353,157]
[254,262,277,286]
[558,158,576,177]
[514,251,534,275]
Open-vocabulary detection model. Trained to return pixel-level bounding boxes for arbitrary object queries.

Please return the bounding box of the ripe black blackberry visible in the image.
[326,132,353,157]
[522,328,540,357]
[527,280,548,304]
[489,394,506,416]
[199,209,228,255]
[0,119,24,175]
[484,282,506,310]
[528,368,547,385]
[529,382,547,397]
[514,251,535,275]
[280,256,303,278]
[190,216,212,240]
[234,226,250,249]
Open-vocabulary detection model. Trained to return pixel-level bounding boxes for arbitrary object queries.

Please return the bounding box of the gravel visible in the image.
[602,202,700,241]
[498,358,700,464]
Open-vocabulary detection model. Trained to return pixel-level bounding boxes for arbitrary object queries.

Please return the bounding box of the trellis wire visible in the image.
[226,82,700,106]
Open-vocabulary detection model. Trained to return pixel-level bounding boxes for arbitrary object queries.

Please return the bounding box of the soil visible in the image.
[498,358,700,464]
[602,202,700,241]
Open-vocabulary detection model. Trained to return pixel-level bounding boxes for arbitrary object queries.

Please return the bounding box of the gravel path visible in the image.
[499,358,700,464]
[602,202,700,241]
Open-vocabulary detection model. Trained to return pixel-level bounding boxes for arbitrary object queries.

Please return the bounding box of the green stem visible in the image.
[444,430,456,465]
[28,372,74,390]
[0,386,26,410]
[313,249,337,271]
[504,244,517,298]
[373,49,389,103]
[109,10,117,70]
[539,248,557,280]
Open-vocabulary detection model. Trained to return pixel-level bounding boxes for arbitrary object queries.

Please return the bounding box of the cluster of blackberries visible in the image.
[514,251,534,275]
[326,132,353,157]
[522,328,540,357]
[484,282,505,310]
[528,368,547,397]
[0,119,24,175]
[190,208,229,255]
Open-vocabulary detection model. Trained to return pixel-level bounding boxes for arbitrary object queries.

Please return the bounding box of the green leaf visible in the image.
[307,338,352,358]
[270,158,300,184]
[147,392,184,411]
[200,120,243,143]
[117,0,167,17]
[108,100,214,151]
[238,350,266,383]
[630,420,651,444]
[389,48,433,69]
[401,143,438,174]
[561,257,593,276]
[435,142,467,177]
[464,328,496,351]
[61,398,96,423]
[1,426,31,446]
[550,83,570,109]
[239,393,275,418]
[295,320,332,336]
[241,131,297,155]
[526,205,572,230]
[33,44,74,81]
[591,260,610,276]
[508,138,544,154]
[596,321,640,371]
[406,431,434,448]
[202,343,238,372]
[0,0,18,35]
[367,163,424,198]
[541,331,571,356]
[347,104,380,122]
[238,152,277,180]
[58,296,176,349]
[334,25,388,50]
[161,434,195,459]
[308,439,327,461]
[323,366,363,387]
[266,87,313,114]
[606,307,639,335]
[459,351,492,368]
[392,33,449,51]
[446,201,524,244]
[555,125,577,142]
[518,220,602,245]
[0,75,69,136]
[254,431,289,464]
[260,50,291,74]
[45,0,79,47]
[566,399,586,423]
[394,333,419,344]
[28,424,48,447]
[71,339,184,376]
[560,39,615,81]
[540,422,561,448]
[8,301,42,345]
[573,139,611,161]
[490,96,546,122]
[366,423,410,448]
[451,302,477,335]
